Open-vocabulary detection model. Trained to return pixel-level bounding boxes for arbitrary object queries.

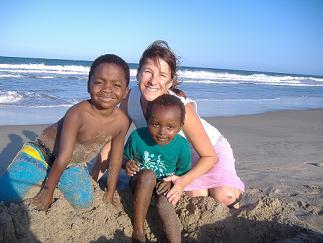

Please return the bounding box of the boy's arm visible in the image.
[33,106,81,210]
[103,117,129,204]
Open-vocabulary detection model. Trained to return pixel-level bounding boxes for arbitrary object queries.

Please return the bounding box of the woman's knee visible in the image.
[208,186,241,206]
[185,189,208,197]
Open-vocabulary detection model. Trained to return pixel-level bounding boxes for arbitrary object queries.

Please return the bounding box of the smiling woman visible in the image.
[120,40,245,210]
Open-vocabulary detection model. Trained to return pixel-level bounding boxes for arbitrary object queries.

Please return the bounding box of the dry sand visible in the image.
[0,109,322,242]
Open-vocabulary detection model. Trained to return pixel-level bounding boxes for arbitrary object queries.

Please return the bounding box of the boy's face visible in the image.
[89,63,128,110]
[148,104,182,145]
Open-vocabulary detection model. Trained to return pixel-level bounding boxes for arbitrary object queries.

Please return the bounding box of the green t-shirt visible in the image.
[124,127,191,180]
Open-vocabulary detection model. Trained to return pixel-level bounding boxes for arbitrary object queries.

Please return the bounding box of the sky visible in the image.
[0,0,322,76]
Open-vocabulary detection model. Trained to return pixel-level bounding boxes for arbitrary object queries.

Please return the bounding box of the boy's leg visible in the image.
[0,143,48,204]
[131,169,156,242]
[156,194,181,243]
[58,165,93,208]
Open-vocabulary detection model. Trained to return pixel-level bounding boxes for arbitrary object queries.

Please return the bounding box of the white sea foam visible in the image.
[178,70,323,86]
[196,98,281,102]
[0,63,89,75]
[0,91,23,103]
[1,63,323,87]
[0,74,22,78]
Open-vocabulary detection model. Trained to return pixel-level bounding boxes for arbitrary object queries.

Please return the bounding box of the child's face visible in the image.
[148,104,182,145]
[138,58,173,102]
[89,63,128,110]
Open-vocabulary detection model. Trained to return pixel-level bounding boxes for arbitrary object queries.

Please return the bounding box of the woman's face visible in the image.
[138,58,173,101]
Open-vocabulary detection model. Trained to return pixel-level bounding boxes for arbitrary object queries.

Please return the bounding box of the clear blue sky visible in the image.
[1,0,322,76]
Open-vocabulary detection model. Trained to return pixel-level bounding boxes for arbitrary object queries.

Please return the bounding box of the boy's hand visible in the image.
[125,160,139,176]
[102,191,119,207]
[32,188,54,211]
[156,181,172,195]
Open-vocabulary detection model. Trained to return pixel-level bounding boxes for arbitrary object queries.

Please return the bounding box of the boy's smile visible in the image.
[148,104,182,145]
[89,63,128,110]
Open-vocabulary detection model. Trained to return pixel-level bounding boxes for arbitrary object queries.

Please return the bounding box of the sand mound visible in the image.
[1,181,322,243]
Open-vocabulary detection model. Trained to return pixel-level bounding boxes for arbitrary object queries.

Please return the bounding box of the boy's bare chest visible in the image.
[77,126,114,145]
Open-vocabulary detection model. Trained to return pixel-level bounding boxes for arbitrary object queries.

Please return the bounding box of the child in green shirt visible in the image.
[124,94,191,243]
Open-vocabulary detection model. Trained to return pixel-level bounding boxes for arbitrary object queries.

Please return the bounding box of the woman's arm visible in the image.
[119,89,133,127]
[166,102,217,204]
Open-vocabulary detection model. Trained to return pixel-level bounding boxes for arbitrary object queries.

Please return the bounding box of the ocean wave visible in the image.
[0,74,23,78]
[0,91,23,103]
[196,98,281,102]
[1,104,74,108]
[0,90,81,107]
[178,70,323,86]
[0,63,89,71]
[1,62,323,87]
[182,79,323,87]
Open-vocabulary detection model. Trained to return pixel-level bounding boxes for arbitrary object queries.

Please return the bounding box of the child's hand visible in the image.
[102,191,119,207]
[156,181,172,195]
[125,160,139,176]
[32,188,54,211]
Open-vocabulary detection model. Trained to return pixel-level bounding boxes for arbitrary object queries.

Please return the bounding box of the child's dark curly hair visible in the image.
[146,94,186,125]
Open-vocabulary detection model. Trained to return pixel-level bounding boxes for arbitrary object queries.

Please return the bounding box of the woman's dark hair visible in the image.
[138,40,186,97]
[146,94,186,125]
[88,54,130,92]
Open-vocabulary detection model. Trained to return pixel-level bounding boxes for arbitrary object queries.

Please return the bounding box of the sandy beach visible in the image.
[0,109,322,242]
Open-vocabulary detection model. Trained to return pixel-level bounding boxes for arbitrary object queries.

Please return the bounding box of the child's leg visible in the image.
[0,143,48,204]
[131,169,156,242]
[156,194,181,243]
[58,165,93,208]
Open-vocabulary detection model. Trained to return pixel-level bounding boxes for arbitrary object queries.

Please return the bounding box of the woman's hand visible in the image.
[125,160,139,176]
[163,175,185,205]
[32,187,54,211]
[156,181,172,195]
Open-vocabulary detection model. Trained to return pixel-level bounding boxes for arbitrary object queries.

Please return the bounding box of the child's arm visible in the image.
[33,106,81,211]
[123,130,140,175]
[124,159,140,176]
[102,117,129,205]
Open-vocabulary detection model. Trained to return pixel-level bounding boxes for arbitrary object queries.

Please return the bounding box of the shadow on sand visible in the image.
[0,130,40,242]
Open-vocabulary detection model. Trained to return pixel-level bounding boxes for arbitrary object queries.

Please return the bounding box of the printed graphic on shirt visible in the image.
[139,151,175,177]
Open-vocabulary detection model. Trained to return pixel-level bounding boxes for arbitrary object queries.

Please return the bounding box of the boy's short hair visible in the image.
[88,54,130,92]
[147,94,186,124]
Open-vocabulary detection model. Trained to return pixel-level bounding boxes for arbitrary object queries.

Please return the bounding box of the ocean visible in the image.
[1,56,323,125]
